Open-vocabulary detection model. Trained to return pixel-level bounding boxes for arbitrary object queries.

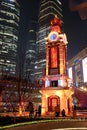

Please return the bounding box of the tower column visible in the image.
[59,43,67,74]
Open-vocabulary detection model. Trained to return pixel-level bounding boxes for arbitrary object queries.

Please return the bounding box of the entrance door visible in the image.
[48,96,60,112]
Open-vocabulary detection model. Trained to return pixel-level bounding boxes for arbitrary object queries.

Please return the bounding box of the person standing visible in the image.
[54,104,60,117]
[28,102,34,118]
[61,109,66,117]
[34,107,38,117]
[38,105,41,117]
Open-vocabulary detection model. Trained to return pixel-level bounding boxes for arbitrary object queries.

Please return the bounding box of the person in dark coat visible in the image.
[54,104,60,117]
[38,105,41,117]
[61,109,66,117]
[28,102,34,118]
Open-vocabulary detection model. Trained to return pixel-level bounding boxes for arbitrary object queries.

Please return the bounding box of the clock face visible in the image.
[48,31,58,41]
[50,34,57,40]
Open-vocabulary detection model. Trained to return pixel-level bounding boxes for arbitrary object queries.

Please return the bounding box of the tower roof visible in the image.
[51,15,62,27]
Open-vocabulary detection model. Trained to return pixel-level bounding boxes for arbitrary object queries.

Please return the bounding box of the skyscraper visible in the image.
[24,20,37,82]
[0,0,20,78]
[34,0,63,81]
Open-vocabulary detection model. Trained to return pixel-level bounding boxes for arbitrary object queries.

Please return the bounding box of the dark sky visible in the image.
[18,0,87,61]
[62,1,87,60]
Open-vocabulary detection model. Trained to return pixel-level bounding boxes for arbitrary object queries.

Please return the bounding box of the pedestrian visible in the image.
[54,104,60,117]
[38,105,41,117]
[28,102,34,118]
[34,107,38,117]
[72,105,76,117]
[61,109,66,117]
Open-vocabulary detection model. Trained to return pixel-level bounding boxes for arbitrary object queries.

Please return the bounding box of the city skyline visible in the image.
[19,0,87,60]
[0,0,87,117]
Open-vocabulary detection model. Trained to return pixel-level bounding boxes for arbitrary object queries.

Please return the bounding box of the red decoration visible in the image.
[50,47,57,68]
[51,15,62,33]
[51,15,62,27]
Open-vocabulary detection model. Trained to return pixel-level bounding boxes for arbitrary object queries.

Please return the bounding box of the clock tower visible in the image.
[40,15,73,116]
[45,15,68,77]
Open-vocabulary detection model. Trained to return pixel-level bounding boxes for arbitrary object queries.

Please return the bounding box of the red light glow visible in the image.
[40,88,73,116]
[50,47,57,68]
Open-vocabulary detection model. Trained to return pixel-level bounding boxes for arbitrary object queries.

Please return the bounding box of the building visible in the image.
[34,0,63,81]
[0,0,20,78]
[69,0,87,20]
[0,1,41,113]
[68,47,87,88]
[40,16,73,116]
[24,20,37,82]
[67,47,87,109]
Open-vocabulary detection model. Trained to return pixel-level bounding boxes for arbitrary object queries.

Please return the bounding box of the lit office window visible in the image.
[68,67,73,79]
[82,57,87,82]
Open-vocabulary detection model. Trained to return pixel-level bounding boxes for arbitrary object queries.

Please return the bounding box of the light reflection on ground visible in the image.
[52,128,87,130]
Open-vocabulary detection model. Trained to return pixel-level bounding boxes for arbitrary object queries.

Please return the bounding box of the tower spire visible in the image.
[51,15,63,33]
[51,15,62,27]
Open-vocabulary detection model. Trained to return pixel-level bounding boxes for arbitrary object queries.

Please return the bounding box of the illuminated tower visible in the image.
[40,16,73,116]
[46,15,67,77]
[34,0,63,81]
[0,0,20,77]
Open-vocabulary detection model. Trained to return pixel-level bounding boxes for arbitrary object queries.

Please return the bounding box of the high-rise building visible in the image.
[0,0,20,78]
[24,20,37,82]
[34,0,63,81]
[68,47,87,88]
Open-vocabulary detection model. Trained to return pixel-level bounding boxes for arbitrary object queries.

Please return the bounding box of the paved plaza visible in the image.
[6,119,87,130]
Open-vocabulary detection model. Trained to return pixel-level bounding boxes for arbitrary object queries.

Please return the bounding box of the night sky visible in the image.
[18,0,87,61]
[62,0,87,60]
